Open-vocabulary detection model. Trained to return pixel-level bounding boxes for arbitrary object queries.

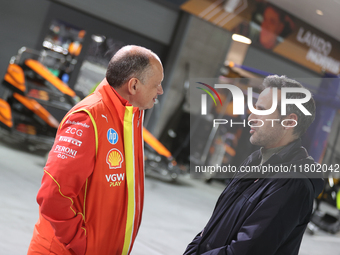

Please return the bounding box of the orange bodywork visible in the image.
[68,42,82,56]
[13,93,59,128]
[4,63,26,94]
[25,59,76,97]
[0,98,13,128]
[143,127,171,158]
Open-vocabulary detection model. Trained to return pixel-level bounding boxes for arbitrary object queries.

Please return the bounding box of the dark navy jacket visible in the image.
[184,139,324,255]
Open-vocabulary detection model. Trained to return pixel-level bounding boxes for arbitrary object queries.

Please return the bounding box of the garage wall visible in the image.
[153,15,233,137]
[243,46,322,88]
[0,0,51,80]
[51,0,179,45]
[36,2,172,88]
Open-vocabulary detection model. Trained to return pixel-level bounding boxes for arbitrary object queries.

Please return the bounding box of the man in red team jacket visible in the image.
[28,45,164,255]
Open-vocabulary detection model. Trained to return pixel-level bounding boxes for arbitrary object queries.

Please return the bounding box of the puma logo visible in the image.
[102,114,108,122]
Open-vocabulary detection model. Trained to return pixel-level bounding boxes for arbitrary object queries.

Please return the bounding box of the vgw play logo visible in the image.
[196,82,312,128]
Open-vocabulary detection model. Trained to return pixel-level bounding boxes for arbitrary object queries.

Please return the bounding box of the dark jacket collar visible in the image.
[245,139,309,166]
[239,139,324,198]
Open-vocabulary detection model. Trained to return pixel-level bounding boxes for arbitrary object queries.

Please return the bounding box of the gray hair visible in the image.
[263,75,316,137]
[106,45,154,88]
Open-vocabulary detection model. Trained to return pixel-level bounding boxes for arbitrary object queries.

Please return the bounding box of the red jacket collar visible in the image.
[95,79,140,117]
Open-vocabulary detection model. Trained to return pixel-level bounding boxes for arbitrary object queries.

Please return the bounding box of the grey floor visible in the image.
[1,139,340,255]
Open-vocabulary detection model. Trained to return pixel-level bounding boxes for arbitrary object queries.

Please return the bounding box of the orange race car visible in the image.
[0,47,79,150]
[0,47,184,180]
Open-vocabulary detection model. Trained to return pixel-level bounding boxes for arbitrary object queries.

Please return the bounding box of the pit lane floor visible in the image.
[0,140,339,255]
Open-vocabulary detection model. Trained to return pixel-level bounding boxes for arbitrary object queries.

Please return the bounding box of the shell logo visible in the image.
[106,149,124,169]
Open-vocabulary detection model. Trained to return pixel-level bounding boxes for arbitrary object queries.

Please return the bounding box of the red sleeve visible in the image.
[37,111,96,255]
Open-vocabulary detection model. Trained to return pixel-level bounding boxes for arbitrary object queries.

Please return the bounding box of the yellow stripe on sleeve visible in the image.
[58,109,98,224]
[43,169,76,215]
[72,109,98,156]
[59,109,98,156]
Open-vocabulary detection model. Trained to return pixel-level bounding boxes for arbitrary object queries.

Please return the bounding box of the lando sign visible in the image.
[181,0,340,75]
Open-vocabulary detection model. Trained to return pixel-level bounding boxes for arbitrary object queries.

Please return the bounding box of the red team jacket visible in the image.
[28,79,145,255]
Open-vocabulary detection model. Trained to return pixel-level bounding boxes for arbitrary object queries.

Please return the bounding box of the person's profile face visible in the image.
[134,59,164,110]
[259,7,284,49]
[248,88,285,149]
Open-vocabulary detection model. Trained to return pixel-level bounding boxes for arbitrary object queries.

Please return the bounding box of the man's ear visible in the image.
[283,113,298,129]
[127,78,138,95]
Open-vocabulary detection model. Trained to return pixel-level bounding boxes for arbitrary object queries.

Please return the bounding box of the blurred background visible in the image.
[1,0,340,254]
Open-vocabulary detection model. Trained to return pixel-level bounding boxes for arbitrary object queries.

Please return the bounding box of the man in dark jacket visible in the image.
[185,75,324,255]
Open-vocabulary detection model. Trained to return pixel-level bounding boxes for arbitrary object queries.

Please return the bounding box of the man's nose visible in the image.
[248,112,254,121]
[158,85,164,95]
[248,113,257,125]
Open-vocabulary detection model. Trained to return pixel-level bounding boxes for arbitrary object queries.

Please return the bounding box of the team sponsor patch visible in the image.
[105,173,125,187]
[59,136,82,147]
[106,149,124,169]
[65,127,83,136]
[54,145,78,158]
[107,128,118,144]
[65,120,90,128]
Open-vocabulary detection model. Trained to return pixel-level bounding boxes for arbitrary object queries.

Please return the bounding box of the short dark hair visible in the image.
[263,75,316,137]
[106,50,151,88]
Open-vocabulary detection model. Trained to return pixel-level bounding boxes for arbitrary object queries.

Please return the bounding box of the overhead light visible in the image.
[232,34,252,44]
[316,9,323,15]
[223,0,241,13]
[91,34,106,43]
